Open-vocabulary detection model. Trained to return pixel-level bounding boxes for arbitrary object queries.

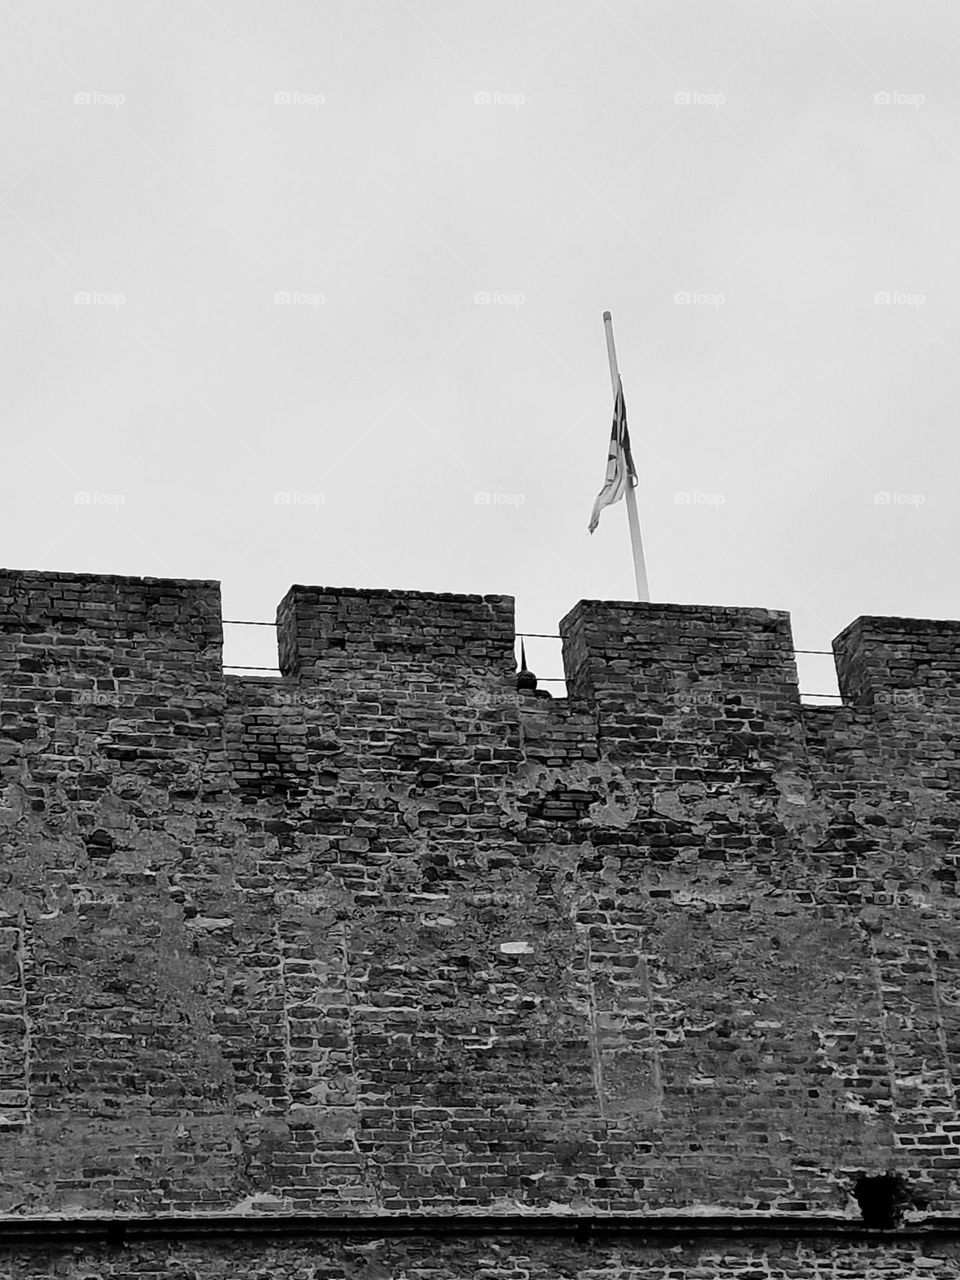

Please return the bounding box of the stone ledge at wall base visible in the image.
[0,1211,958,1243]
[3,1221,960,1280]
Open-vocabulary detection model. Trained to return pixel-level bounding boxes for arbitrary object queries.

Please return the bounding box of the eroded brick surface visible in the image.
[1,570,960,1239]
[1,1234,960,1278]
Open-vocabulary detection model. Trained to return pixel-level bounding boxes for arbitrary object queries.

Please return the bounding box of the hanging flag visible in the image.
[588,378,636,534]
[593,312,650,599]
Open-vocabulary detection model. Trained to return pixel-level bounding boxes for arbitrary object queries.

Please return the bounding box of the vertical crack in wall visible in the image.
[594,922,664,1123]
[583,931,606,1119]
[864,926,900,1130]
[927,940,958,1114]
[336,915,366,1192]
[866,916,957,1176]
[279,903,358,1109]
[0,917,30,1129]
[14,911,29,1128]
[276,915,294,1114]
[640,951,664,1122]
[275,896,369,1203]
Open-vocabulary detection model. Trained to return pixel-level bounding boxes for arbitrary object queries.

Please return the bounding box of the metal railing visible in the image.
[221,623,842,699]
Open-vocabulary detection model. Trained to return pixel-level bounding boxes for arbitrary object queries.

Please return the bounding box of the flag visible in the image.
[588,378,636,534]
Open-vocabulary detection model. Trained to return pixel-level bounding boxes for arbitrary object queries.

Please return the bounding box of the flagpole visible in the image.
[602,311,650,602]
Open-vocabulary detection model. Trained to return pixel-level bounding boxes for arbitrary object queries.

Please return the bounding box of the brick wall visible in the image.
[1,1229,960,1279]
[2,567,960,1273]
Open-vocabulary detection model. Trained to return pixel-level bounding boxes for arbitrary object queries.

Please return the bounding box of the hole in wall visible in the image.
[853,1172,909,1228]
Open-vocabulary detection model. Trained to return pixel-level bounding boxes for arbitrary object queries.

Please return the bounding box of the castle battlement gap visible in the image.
[1,567,960,1232]
[4,566,960,717]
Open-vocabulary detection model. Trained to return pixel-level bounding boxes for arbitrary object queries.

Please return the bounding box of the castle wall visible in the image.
[2,1228,960,1279]
[1,568,960,1237]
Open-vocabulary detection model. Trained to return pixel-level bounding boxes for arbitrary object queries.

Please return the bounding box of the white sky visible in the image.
[3,0,960,699]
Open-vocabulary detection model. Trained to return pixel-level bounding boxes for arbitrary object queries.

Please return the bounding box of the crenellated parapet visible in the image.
[560,599,800,713]
[277,583,515,684]
[0,568,223,674]
[4,568,960,742]
[834,614,960,714]
[3,567,960,1227]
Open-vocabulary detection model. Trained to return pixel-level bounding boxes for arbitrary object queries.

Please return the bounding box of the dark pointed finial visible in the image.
[516,638,537,693]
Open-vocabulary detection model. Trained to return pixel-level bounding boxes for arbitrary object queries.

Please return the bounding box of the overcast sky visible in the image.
[3,0,960,699]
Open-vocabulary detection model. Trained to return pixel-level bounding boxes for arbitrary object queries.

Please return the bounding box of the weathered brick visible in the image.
[2,569,960,1276]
